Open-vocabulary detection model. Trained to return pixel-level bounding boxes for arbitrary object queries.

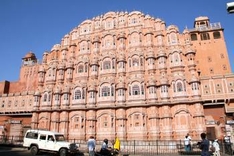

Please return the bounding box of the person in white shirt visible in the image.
[87,136,96,156]
[212,139,220,156]
[184,133,192,152]
[187,133,192,141]
[184,134,191,152]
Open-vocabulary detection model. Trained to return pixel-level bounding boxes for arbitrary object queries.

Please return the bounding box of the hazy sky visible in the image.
[0,0,233,81]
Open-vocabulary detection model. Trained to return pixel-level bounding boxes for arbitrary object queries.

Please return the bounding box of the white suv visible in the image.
[23,129,78,156]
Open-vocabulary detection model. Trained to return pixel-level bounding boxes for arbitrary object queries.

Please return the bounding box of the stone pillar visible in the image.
[115,109,127,140]
[59,111,69,139]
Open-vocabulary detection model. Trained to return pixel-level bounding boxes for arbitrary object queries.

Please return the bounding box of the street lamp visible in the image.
[227,2,234,13]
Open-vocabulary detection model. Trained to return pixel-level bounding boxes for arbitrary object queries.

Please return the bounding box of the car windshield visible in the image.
[55,135,65,141]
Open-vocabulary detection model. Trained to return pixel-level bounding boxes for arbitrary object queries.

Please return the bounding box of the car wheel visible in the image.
[30,145,38,155]
[59,148,68,156]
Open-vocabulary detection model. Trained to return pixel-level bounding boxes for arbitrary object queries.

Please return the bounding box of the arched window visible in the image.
[48,70,52,77]
[171,53,181,65]
[78,65,83,73]
[85,64,88,72]
[176,82,183,92]
[59,70,63,75]
[80,42,86,51]
[74,90,81,99]
[174,53,180,63]
[133,58,139,66]
[103,61,111,69]
[132,85,140,95]
[169,33,178,44]
[43,94,47,102]
[111,86,114,96]
[140,57,143,66]
[105,39,111,47]
[102,86,110,96]
[48,94,51,102]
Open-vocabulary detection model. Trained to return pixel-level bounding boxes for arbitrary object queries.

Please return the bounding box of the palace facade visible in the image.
[0,11,234,141]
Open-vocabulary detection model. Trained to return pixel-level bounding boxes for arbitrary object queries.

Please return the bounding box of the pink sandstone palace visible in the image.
[0,11,234,141]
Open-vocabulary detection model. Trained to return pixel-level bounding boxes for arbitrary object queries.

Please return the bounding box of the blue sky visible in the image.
[0,0,233,81]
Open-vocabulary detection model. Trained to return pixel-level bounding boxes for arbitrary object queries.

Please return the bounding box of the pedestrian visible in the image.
[212,139,220,156]
[224,135,232,154]
[87,136,96,156]
[198,132,210,156]
[187,133,192,150]
[113,137,121,155]
[100,138,112,156]
[184,135,191,152]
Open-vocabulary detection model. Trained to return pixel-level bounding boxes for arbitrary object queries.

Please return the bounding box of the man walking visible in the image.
[198,133,210,156]
[87,136,96,156]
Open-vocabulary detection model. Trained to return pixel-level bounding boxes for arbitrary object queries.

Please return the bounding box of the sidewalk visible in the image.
[0,144,232,156]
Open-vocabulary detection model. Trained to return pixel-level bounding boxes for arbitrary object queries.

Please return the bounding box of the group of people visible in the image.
[87,136,120,156]
[196,133,224,156]
[184,132,222,156]
[199,133,234,156]
[197,133,222,156]
[87,133,231,156]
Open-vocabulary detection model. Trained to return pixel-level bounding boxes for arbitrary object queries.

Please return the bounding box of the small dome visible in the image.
[88,85,96,92]
[117,32,126,39]
[116,82,126,89]
[34,91,41,96]
[147,79,156,87]
[38,66,45,72]
[58,63,65,69]
[23,52,36,59]
[92,36,100,43]
[157,51,167,58]
[54,87,61,94]
[117,54,126,62]
[159,77,169,85]
[146,51,155,59]
[51,44,61,51]
[62,86,70,93]
[66,61,74,68]
[90,58,98,65]
[189,75,200,83]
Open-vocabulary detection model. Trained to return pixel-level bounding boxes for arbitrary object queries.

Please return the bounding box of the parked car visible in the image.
[23,129,78,156]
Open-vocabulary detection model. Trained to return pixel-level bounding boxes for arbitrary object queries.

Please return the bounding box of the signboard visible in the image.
[8,120,21,124]
[206,120,216,125]
[226,120,234,124]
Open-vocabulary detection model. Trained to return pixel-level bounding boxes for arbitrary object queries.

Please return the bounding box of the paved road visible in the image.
[0,146,190,156]
[0,146,31,156]
[0,146,88,156]
[5,145,231,156]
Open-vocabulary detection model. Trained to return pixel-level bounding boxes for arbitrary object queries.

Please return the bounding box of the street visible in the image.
[0,146,33,156]
[0,146,87,156]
